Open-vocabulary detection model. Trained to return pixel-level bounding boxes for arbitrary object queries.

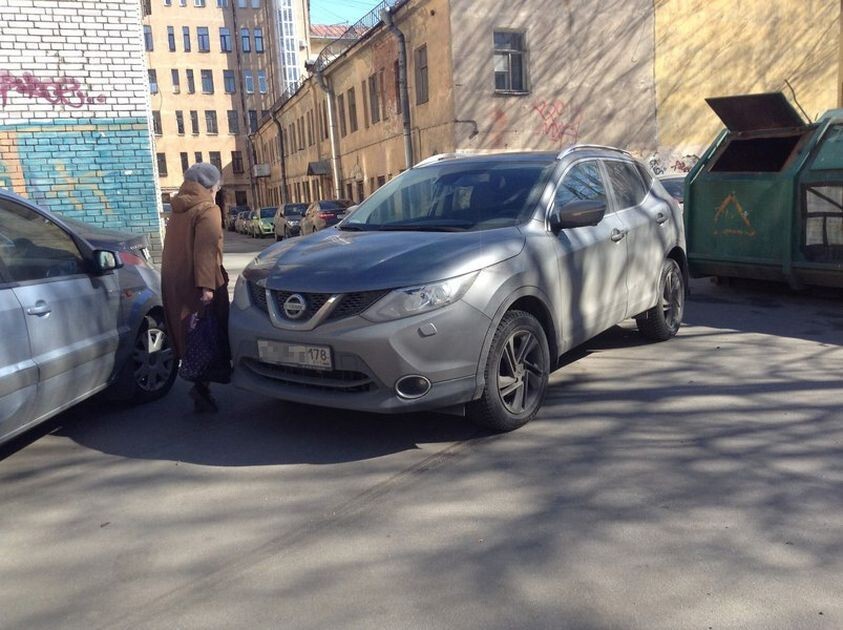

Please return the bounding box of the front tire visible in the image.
[468,311,550,432]
[636,258,684,341]
[109,314,177,404]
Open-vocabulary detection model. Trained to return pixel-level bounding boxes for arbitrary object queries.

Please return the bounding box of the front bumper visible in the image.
[229,298,491,414]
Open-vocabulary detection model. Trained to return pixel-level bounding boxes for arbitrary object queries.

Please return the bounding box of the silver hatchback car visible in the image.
[0,191,177,445]
[230,146,686,431]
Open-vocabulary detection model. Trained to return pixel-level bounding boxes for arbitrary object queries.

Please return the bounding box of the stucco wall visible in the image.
[449,0,658,154]
[655,0,840,164]
[0,0,163,255]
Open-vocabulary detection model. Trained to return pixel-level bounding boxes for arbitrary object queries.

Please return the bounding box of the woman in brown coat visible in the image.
[161,163,231,413]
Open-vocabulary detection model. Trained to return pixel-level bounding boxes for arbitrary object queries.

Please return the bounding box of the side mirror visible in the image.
[549,199,606,234]
[92,249,123,274]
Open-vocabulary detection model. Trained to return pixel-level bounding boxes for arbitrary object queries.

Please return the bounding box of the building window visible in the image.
[347,88,358,133]
[241,28,251,53]
[232,151,244,174]
[361,80,369,127]
[164,0,172,6]
[186,69,195,93]
[368,74,380,123]
[393,60,401,116]
[190,110,199,134]
[152,111,162,135]
[227,110,239,134]
[167,26,176,51]
[171,68,180,93]
[157,153,167,177]
[307,110,314,145]
[235,190,248,205]
[194,0,206,6]
[223,70,236,93]
[414,45,428,104]
[182,26,191,52]
[209,151,222,171]
[238,0,246,6]
[254,28,264,53]
[142,0,152,14]
[494,31,528,93]
[148,69,158,94]
[297,117,304,150]
[205,110,218,134]
[201,69,214,93]
[249,110,258,133]
[336,93,347,137]
[194,152,203,163]
[144,25,153,51]
[257,70,267,94]
[219,27,231,52]
[243,70,254,94]
[217,0,228,6]
[251,0,260,7]
[176,110,185,135]
[179,0,186,5]
[197,27,210,52]
[181,152,189,174]
[322,100,329,139]
[379,69,387,121]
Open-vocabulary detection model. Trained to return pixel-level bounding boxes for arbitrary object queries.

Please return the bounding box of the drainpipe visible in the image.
[271,109,289,203]
[312,63,342,198]
[382,6,414,169]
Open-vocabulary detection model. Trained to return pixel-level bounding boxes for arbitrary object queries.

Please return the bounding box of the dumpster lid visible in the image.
[705,92,806,132]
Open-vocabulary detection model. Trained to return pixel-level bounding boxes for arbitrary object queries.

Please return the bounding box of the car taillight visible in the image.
[318,212,335,220]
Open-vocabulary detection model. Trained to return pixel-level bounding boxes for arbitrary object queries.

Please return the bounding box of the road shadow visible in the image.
[37,382,485,468]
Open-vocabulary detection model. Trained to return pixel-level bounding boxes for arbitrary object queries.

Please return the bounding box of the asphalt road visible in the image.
[1,231,842,629]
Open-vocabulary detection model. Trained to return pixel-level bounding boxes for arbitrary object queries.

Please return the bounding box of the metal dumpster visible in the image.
[685,92,843,288]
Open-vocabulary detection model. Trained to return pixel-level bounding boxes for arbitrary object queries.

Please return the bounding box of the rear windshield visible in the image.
[260,208,276,218]
[320,200,352,210]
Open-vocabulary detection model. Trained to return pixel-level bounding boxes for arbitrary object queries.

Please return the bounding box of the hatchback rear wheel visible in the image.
[468,310,549,432]
[109,314,177,404]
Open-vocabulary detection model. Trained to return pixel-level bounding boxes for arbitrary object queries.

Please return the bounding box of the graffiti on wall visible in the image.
[0,70,107,109]
[533,100,581,143]
[646,151,700,175]
[0,120,158,234]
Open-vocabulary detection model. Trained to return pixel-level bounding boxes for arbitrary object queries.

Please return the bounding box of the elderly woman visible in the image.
[161,163,231,413]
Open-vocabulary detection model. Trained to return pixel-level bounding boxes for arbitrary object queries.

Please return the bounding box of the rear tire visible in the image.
[468,311,550,432]
[636,258,684,341]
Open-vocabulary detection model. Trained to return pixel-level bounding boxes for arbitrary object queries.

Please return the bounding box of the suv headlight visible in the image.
[233,275,251,310]
[363,271,478,322]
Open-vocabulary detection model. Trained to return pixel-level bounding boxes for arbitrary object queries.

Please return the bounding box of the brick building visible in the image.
[0,0,163,255]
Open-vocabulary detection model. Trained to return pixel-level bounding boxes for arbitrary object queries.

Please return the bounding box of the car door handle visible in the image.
[610,229,627,242]
[26,301,52,316]
[656,212,669,225]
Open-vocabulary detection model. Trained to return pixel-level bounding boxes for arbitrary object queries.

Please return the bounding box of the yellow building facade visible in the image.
[254,0,841,207]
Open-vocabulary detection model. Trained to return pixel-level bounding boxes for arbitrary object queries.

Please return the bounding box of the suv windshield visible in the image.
[342,161,553,231]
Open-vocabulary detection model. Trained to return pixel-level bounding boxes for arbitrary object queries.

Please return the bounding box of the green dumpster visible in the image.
[685,92,843,288]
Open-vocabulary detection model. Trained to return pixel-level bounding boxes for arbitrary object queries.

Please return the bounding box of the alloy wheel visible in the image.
[133,326,175,392]
[662,262,684,332]
[497,329,544,414]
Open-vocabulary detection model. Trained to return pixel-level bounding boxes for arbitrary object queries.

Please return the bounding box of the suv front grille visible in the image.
[247,281,391,325]
[248,281,269,313]
[326,290,390,321]
[272,291,332,321]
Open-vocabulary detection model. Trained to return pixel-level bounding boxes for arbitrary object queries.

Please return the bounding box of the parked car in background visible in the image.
[235,211,251,234]
[659,174,686,210]
[230,147,686,433]
[225,207,242,231]
[247,207,277,238]
[299,199,353,235]
[273,203,308,241]
[229,206,251,231]
[1,189,177,446]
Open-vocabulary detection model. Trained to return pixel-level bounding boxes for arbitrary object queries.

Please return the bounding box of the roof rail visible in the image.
[556,144,633,160]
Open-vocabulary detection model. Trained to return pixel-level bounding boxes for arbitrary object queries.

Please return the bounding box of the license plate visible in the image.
[258,340,333,370]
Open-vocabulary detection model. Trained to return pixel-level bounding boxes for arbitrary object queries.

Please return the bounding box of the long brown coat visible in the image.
[161,180,228,360]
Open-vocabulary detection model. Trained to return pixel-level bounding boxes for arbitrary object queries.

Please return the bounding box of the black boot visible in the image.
[189,382,218,413]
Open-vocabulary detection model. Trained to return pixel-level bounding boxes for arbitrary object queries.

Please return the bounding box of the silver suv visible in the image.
[230,146,686,431]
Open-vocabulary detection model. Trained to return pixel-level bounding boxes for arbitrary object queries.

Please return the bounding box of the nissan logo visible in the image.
[283,294,307,319]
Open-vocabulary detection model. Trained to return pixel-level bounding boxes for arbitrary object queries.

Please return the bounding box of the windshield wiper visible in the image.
[377,223,470,232]
[337,224,367,231]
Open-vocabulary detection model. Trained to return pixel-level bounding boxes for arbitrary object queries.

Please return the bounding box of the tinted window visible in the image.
[555,161,606,208]
[260,207,276,218]
[320,200,351,210]
[605,160,648,209]
[0,200,84,282]
[284,204,307,216]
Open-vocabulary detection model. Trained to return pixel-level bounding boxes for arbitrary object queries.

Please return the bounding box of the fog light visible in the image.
[395,375,431,400]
